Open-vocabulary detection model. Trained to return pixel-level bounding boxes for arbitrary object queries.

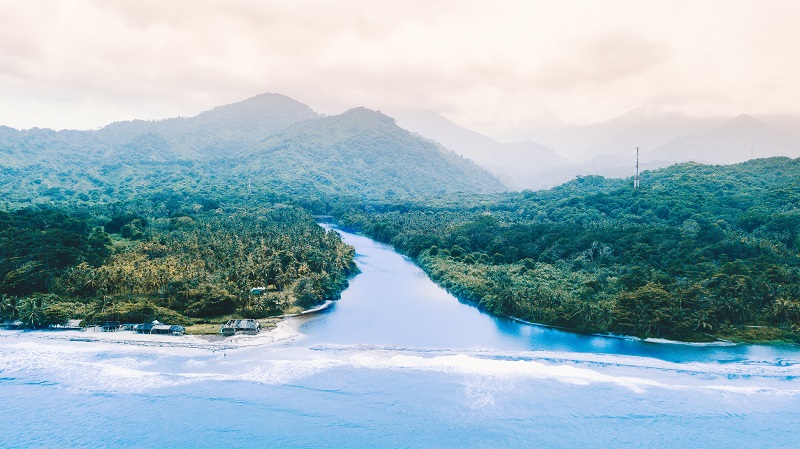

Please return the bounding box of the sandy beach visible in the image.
[0,317,303,351]
[0,300,339,352]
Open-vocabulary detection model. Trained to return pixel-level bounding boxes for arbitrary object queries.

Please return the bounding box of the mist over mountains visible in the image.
[396,107,800,189]
[646,114,800,165]
[391,110,568,189]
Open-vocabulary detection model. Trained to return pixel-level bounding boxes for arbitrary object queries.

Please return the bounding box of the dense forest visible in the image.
[337,158,800,342]
[0,204,356,329]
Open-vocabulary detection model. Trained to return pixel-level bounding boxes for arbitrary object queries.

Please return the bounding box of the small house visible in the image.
[221,319,260,336]
[134,321,184,335]
[48,319,83,331]
[151,324,184,335]
[134,322,154,334]
[100,321,121,332]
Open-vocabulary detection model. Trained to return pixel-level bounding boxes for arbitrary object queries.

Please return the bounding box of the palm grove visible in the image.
[0,206,356,328]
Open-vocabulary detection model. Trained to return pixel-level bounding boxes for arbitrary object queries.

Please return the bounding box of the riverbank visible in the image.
[506,315,738,347]
[181,300,336,335]
[421,261,800,347]
[509,314,800,346]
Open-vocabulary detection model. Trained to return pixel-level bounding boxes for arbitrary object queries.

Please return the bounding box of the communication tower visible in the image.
[634,147,640,189]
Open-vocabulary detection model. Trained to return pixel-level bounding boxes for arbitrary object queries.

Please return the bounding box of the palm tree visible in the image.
[20,297,44,329]
[692,309,713,332]
[0,294,8,320]
[2,296,21,320]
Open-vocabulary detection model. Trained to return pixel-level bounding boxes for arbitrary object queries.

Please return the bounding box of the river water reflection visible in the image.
[298,227,800,364]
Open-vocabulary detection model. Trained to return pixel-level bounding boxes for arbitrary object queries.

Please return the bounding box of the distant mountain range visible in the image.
[644,114,800,165]
[98,92,322,160]
[397,107,800,189]
[391,110,568,189]
[0,94,504,207]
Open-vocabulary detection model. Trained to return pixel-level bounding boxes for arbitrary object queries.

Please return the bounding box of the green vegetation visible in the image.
[233,108,504,199]
[1,205,356,329]
[0,99,503,211]
[338,158,800,342]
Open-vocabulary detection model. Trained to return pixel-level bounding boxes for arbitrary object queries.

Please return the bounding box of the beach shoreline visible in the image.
[0,317,304,351]
[0,299,339,351]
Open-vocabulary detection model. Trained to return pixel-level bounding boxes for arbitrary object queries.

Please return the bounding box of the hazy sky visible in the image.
[2,0,799,134]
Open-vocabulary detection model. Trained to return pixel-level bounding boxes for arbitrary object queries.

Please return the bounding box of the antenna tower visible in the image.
[634,147,640,189]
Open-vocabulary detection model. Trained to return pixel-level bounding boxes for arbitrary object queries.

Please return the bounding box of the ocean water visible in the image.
[2,229,799,448]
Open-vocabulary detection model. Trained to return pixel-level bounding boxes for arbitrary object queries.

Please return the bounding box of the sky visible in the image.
[1,0,800,135]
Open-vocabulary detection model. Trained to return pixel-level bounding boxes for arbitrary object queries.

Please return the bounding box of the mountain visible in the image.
[492,109,800,187]
[234,108,506,198]
[0,96,504,207]
[647,114,800,165]
[581,108,722,160]
[390,109,699,189]
[759,114,800,140]
[391,110,568,189]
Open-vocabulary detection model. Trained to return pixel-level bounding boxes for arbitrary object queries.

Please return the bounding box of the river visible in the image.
[2,227,799,448]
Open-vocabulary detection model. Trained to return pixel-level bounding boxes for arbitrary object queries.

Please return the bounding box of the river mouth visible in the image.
[297,226,800,365]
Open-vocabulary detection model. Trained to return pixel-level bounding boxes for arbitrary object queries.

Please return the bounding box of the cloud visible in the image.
[0,0,799,132]
[530,32,670,91]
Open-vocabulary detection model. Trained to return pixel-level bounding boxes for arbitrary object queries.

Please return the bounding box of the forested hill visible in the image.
[338,157,800,342]
[0,95,504,208]
[232,107,505,198]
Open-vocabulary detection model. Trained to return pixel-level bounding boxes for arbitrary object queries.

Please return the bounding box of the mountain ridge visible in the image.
[235,106,505,198]
[391,110,568,189]
[646,114,800,164]
[0,95,505,207]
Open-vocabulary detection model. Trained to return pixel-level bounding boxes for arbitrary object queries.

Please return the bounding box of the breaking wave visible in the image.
[2,334,798,396]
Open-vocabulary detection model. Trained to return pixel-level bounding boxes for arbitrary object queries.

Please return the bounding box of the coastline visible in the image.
[0,315,303,351]
[277,299,335,318]
[0,299,338,351]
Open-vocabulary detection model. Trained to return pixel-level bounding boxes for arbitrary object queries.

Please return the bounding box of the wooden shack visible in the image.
[134,321,184,335]
[100,321,121,332]
[220,319,260,336]
[48,319,83,330]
